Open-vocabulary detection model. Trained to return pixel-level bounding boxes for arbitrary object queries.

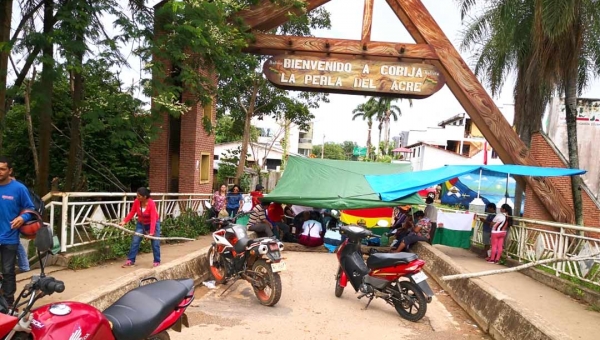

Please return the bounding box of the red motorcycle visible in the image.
[0,229,194,340]
[333,224,433,322]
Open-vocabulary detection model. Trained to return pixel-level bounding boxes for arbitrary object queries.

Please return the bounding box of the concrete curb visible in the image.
[412,243,572,340]
[72,245,212,310]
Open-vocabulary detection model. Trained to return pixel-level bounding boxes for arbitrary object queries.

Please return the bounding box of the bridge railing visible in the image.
[44,192,213,252]
[433,206,600,290]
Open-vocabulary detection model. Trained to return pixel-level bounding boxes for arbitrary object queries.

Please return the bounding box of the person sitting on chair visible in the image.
[247,200,274,238]
[391,211,430,253]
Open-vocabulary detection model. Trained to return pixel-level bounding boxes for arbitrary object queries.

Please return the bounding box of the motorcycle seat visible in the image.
[366,252,418,269]
[103,278,194,340]
[235,237,273,253]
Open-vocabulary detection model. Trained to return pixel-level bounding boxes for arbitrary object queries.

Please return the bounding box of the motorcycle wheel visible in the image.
[391,281,427,322]
[208,245,228,284]
[251,259,282,306]
[334,267,344,298]
[146,331,170,340]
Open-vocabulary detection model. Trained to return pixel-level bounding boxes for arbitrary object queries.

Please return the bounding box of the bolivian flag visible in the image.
[340,207,394,228]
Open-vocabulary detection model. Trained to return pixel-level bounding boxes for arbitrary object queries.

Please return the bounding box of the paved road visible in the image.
[171,252,488,340]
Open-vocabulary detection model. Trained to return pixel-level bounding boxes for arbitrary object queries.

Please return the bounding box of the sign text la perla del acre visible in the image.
[263,55,445,98]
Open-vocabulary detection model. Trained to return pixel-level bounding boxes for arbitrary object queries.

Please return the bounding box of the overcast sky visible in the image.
[307,0,600,145]
[10,0,600,146]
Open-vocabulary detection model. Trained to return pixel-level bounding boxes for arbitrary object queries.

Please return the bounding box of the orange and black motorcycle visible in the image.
[204,202,286,307]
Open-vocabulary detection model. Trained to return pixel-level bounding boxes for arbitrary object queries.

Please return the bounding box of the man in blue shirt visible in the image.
[0,157,34,306]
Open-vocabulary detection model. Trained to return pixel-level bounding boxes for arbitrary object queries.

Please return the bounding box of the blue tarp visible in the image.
[366,165,586,202]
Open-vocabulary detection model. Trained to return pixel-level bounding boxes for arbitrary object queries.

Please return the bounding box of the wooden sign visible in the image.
[263,55,445,98]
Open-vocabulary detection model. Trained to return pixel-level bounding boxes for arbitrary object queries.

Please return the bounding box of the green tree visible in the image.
[218,8,331,183]
[341,141,358,160]
[460,0,600,224]
[312,142,346,160]
[352,99,377,159]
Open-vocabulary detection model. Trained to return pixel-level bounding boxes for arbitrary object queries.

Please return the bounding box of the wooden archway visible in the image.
[235,0,574,223]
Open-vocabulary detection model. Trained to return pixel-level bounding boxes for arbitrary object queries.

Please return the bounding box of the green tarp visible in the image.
[262,157,423,209]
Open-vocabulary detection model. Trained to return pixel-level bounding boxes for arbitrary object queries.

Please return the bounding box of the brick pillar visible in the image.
[178,89,216,193]
[149,112,170,193]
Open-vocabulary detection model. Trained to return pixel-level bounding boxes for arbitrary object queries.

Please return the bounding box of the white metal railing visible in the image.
[44,192,214,252]
[432,206,600,289]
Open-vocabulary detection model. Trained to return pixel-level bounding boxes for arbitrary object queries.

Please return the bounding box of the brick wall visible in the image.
[525,133,600,228]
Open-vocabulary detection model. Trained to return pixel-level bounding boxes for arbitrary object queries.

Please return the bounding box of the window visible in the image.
[203,99,214,124]
[213,154,219,160]
[491,149,499,159]
[200,153,211,183]
[412,149,416,157]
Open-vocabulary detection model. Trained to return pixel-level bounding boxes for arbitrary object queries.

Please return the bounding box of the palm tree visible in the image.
[528,0,600,225]
[458,0,600,223]
[352,99,377,159]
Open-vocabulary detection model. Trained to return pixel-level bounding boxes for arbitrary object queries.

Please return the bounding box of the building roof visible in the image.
[438,113,466,127]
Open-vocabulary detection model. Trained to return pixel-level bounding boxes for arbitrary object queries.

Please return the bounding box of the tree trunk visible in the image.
[281,119,290,169]
[366,121,372,159]
[564,74,583,225]
[24,68,39,178]
[65,66,83,191]
[36,0,54,196]
[235,81,258,184]
[0,0,13,151]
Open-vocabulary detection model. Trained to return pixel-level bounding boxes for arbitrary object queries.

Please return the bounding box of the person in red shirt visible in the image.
[119,187,160,268]
[267,202,290,240]
[250,184,264,209]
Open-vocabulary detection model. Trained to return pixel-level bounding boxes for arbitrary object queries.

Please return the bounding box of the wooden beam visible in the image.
[245,34,439,60]
[361,0,375,46]
[385,0,574,223]
[237,0,332,31]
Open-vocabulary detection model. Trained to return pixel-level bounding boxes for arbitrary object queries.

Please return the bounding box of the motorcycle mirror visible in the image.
[376,219,389,228]
[330,210,340,218]
[34,224,54,253]
[203,200,212,210]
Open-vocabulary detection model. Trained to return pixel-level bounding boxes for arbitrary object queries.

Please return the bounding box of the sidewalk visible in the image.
[436,245,600,340]
[16,236,214,305]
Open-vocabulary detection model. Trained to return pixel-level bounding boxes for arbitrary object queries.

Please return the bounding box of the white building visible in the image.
[544,97,600,199]
[401,106,514,171]
[214,141,304,171]
[253,116,314,157]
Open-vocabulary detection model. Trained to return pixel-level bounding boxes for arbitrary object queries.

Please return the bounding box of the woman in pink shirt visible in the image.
[120,187,160,267]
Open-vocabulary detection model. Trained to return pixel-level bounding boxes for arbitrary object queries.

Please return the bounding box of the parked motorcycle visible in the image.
[205,203,285,306]
[332,224,434,322]
[0,226,194,340]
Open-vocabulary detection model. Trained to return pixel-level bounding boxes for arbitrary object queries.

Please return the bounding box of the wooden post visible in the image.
[361,0,374,48]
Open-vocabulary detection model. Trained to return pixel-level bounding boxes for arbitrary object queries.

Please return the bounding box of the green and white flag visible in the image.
[433,211,475,249]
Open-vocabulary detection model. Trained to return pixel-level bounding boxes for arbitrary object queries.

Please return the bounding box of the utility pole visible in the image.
[321,134,325,159]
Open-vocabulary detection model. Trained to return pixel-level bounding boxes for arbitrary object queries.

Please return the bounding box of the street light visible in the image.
[321,134,325,159]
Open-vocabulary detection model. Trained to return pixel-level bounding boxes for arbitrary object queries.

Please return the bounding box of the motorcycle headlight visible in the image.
[278,242,284,252]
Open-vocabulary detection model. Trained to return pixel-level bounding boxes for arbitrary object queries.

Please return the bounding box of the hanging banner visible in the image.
[263,55,445,98]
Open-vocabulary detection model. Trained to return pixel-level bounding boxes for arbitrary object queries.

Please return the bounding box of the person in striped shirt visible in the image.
[246,200,274,237]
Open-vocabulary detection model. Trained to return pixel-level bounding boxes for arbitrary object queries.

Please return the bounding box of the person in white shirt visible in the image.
[298,211,324,247]
[423,197,438,244]
[488,204,512,264]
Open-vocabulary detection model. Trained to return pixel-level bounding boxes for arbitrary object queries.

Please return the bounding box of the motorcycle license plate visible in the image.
[271,261,287,272]
[412,271,428,283]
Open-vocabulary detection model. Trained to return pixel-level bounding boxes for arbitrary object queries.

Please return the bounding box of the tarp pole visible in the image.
[477,169,482,198]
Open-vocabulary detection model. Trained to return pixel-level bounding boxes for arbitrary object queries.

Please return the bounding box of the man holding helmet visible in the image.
[0,156,35,307]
